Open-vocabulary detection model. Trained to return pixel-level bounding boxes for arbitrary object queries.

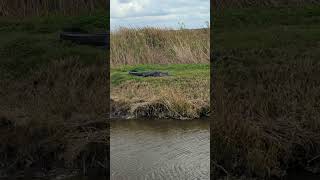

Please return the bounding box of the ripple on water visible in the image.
[110,119,210,180]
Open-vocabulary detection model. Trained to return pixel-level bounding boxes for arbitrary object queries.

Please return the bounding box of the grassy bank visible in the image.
[212,6,320,179]
[111,64,209,119]
[110,27,210,119]
[0,12,109,177]
[0,11,108,79]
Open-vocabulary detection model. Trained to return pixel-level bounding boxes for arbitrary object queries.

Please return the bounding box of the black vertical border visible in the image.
[106,0,111,179]
[210,0,214,179]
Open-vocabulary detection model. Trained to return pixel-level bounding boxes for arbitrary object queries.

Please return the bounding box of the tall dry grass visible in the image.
[0,58,109,176]
[110,27,210,66]
[211,51,320,178]
[212,0,320,9]
[0,0,107,17]
[111,79,210,119]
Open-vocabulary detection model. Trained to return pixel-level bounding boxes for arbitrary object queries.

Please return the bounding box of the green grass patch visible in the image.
[0,10,108,33]
[213,6,320,29]
[213,6,320,52]
[111,64,209,86]
[215,25,320,50]
[0,12,108,79]
[213,6,320,66]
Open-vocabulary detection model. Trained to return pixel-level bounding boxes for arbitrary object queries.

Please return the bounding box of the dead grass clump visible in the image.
[130,101,171,119]
[110,27,210,66]
[111,82,209,119]
[0,57,109,177]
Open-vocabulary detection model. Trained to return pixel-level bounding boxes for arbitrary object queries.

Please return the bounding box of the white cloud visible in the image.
[111,0,210,30]
[111,0,150,18]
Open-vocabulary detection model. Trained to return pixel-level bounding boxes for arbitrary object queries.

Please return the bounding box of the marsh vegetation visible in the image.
[0,0,107,17]
[212,0,320,9]
[211,5,320,179]
[0,11,109,177]
[110,27,210,119]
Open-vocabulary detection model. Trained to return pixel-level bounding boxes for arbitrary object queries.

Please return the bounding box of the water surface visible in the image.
[111,118,210,180]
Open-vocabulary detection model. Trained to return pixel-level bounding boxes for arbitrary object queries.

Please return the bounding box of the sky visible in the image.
[110,0,210,30]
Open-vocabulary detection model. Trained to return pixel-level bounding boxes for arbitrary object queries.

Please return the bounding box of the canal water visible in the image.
[110,118,210,180]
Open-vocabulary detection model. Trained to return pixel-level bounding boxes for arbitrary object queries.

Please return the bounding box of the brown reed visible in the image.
[111,27,210,66]
[0,0,108,17]
[212,0,320,10]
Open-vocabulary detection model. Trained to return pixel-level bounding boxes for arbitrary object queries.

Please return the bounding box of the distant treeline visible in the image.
[0,0,108,17]
[212,0,320,9]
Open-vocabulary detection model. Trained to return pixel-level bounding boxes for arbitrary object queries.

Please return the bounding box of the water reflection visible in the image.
[111,118,210,180]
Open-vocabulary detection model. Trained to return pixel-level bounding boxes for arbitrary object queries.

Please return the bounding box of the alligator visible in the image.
[128,70,169,77]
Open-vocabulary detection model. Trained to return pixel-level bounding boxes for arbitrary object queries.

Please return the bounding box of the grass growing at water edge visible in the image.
[110,27,210,119]
[111,64,210,119]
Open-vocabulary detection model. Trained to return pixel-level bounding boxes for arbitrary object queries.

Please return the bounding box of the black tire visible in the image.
[60,29,108,46]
